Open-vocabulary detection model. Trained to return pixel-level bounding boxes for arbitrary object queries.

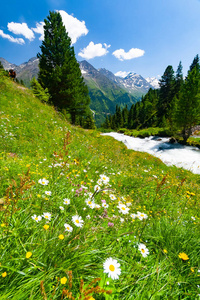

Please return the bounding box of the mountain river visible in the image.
[102,132,200,175]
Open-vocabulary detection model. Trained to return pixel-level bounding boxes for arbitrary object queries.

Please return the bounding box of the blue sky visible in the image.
[1,0,200,78]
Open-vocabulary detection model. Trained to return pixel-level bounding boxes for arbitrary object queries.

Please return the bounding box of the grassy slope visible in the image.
[0,73,199,299]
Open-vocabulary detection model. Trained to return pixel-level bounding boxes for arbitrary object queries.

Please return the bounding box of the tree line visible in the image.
[102,55,200,142]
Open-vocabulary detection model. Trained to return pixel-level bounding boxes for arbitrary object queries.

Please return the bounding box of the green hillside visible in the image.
[85,78,137,126]
[0,72,199,299]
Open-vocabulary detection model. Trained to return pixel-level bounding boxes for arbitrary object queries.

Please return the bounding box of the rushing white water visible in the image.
[102,132,200,175]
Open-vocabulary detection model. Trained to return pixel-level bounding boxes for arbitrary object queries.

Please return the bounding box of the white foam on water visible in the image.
[102,132,200,174]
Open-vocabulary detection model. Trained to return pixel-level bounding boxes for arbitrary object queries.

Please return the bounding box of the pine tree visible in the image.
[158,65,175,125]
[122,105,129,127]
[31,77,50,103]
[37,11,91,124]
[175,64,200,142]
[189,54,199,73]
[175,61,184,96]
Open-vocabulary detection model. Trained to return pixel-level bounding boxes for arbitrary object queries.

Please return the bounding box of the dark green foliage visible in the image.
[157,65,175,124]
[174,61,184,96]
[0,61,4,70]
[175,64,200,142]
[101,55,200,142]
[81,111,96,129]
[30,77,50,103]
[37,11,91,125]
[189,54,199,73]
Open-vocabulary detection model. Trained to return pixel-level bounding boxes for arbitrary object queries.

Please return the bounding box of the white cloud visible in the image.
[112,48,145,61]
[115,71,130,78]
[7,22,35,41]
[32,22,45,41]
[58,10,88,44]
[78,42,110,59]
[0,29,25,45]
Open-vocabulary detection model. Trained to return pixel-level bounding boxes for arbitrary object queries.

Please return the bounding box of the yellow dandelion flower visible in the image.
[60,276,67,284]
[2,272,7,277]
[191,267,195,272]
[163,249,168,253]
[178,252,189,261]
[43,224,49,230]
[26,252,32,259]
[59,234,64,240]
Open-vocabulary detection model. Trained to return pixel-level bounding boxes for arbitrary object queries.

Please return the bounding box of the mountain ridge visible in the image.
[0,57,159,126]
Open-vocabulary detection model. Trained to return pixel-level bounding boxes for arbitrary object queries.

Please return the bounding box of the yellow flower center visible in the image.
[109,264,115,272]
[122,207,125,210]
[35,217,38,221]
[141,249,145,253]
[75,220,79,223]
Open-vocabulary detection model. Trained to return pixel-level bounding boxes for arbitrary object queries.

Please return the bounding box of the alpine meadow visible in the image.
[0,9,200,300]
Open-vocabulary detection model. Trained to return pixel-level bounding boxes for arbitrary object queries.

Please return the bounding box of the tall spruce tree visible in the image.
[189,54,199,73]
[158,65,175,125]
[175,61,184,96]
[37,11,91,124]
[175,63,200,142]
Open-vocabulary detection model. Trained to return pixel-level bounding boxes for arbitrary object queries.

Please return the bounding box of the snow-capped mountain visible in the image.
[99,69,158,97]
[145,77,160,89]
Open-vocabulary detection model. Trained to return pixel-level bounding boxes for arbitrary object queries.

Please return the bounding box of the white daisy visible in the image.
[137,211,148,220]
[85,199,95,209]
[130,213,137,219]
[63,198,70,205]
[42,212,51,221]
[95,204,101,209]
[94,185,101,192]
[88,192,93,198]
[31,214,42,222]
[88,202,96,209]
[100,174,110,185]
[59,206,64,210]
[97,178,103,186]
[102,203,109,208]
[117,203,130,215]
[64,223,73,232]
[45,191,52,196]
[138,243,149,257]
[72,215,84,228]
[103,257,121,280]
[109,194,116,201]
[38,178,49,185]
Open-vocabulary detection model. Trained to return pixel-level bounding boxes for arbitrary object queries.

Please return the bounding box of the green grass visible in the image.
[0,72,200,299]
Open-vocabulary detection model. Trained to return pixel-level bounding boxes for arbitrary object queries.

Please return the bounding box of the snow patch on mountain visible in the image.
[145,77,159,89]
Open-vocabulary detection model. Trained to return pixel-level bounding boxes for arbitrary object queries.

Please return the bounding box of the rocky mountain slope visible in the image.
[0,57,159,126]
